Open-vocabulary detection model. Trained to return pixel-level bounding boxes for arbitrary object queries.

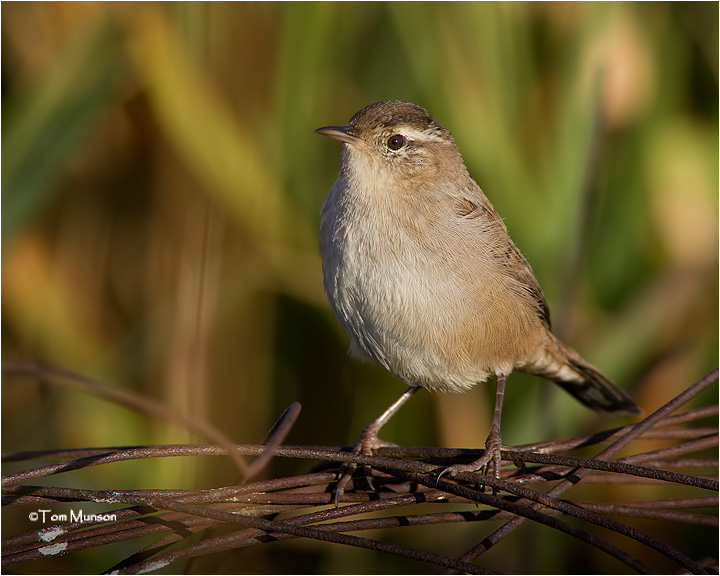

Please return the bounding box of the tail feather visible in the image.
[525,339,641,415]
[559,354,640,414]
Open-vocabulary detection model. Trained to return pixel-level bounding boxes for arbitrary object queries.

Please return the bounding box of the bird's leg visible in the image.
[334,385,420,505]
[441,373,508,482]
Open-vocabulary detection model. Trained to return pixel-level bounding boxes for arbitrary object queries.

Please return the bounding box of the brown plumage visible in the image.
[317,100,639,494]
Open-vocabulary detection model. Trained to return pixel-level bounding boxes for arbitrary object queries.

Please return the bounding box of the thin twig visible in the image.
[1,363,249,477]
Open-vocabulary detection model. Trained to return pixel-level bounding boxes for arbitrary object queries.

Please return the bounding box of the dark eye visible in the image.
[387,134,406,151]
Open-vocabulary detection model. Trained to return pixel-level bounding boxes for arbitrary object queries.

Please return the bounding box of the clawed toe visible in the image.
[437,437,506,490]
[332,433,397,506]
[333,462,357,506]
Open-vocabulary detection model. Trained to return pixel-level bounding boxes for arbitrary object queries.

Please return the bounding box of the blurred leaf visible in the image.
[1,18,125,243]
[124,5,323,305]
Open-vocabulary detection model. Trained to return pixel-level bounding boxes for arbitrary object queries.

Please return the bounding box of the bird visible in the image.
[315,100,639,497]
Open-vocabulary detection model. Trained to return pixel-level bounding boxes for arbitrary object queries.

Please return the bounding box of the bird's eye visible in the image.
[387,134,406,151]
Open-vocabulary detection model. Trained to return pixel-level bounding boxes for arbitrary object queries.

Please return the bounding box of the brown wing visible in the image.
[504,241,551,329]
[456,195,551,330]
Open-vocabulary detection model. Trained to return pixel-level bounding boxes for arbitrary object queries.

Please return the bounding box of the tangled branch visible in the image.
[2,367,718,574]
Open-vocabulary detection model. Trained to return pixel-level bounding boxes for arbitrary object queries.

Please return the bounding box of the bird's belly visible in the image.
[325,236,508,392]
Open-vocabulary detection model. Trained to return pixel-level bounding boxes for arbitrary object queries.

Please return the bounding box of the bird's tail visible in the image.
[523,337,640,415]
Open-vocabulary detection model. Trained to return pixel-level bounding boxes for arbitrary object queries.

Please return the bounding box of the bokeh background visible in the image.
[2,2,717,573]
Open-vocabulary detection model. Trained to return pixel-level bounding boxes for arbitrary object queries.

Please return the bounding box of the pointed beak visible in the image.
[315,125,361,145]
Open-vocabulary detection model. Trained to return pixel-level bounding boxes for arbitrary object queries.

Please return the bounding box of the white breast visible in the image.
[320,171,497,392]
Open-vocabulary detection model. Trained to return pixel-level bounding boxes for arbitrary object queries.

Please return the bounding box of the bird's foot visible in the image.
[437,430,504,491]
[333,427,398,506]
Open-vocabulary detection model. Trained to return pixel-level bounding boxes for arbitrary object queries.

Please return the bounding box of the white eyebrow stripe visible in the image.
[399,127,446,143]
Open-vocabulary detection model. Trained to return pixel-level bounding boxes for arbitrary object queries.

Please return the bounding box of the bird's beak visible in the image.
[315,125,361,145]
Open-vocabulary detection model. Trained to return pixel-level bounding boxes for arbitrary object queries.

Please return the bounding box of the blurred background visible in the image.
[2,2,717,573]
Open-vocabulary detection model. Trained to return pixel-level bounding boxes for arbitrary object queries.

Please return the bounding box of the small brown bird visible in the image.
[316,100,639,492]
